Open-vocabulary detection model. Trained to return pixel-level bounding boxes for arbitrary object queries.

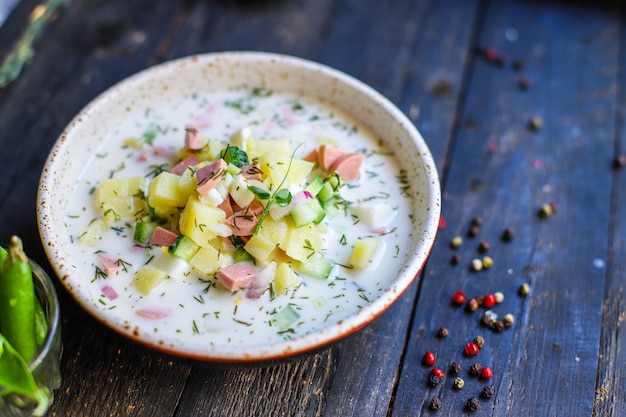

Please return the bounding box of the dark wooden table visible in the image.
[1,0,625,415]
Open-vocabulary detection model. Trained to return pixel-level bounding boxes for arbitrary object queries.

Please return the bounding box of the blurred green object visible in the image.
[0,0,68,88]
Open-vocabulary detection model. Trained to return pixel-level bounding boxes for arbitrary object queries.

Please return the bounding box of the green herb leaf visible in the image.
[248,185,270,200]
[275,189,292,206]
[219,145,249,168]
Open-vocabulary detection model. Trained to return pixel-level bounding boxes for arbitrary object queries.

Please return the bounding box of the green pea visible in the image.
[0,236,38,362]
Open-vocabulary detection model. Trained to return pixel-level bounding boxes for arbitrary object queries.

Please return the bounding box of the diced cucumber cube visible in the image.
[168,235,200,262]
[305,177,324,197]
[290,199,326,227]
[317,181,335,203]
[272,304,300,332]
[298,253,335,279]
[233,247,254,263]
[134,221,158,244]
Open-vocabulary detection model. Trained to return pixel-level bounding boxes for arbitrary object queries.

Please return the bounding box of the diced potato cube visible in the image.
[258,151,314,187]
[256,215,289,247]
[248,138,291,160]
[179,196,227,247]
[229,127,253,153]
[284,223,321,262]
[350,237,380,269]
[133,265,167,295]
[274,262,300,294]
[189,244,230,275]
[77,218,108,246]
[244,233,277,262]
[98,177,145,201]
[148,172,188,216]
[102,196,146,224]
[229,175,256,208]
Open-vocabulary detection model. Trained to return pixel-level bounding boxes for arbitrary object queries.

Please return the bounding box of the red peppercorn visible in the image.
[483,293,496,308]
[423,351,436,366]
[464,341,480,356]
[481,366,493,379]
[431,367,445,379]
[452,290,466,305]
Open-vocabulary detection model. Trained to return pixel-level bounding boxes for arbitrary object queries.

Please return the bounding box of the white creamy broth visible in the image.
[67,87,413,348]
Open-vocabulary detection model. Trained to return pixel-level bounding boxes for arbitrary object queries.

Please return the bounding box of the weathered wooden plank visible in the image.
[392,0,619,415]
[0,1,196,416]
[593,12,626,417]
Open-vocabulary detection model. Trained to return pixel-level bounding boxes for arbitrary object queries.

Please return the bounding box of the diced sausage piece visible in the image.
[196,159,228,195]
[97,254,122,276]
[241,164,263,181]
[248,202,265,216]
[217,264,258,291]
[218,196,235,218]
[303,149,318,163]
[319,144,348,172]
[185,124,204,150]
[226,210,259,236]
[329,152,364,182]
[137,151,150,162]
[171,155,200,175]
[149,226,179,247]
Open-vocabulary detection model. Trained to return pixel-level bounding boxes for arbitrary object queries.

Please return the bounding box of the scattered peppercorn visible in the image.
[519,282,531,295]
[503,313,515,327]
[481,366,493,379]
[518,77,532,90]
[450,254,461,266]
[538,203,554,218]
[451,236,463,248]
[429,374,441,387]
[471,216,483,227]
[512,58,525,71]
[453,377,465,389]
[613,154,626,170]
[474,335,485,349]
[550,202,559,213]
[528,116,543,131]
[431,368,445,379]
[467,297,480,312]
[437,327,449,338]
[482,310,497,326]
[464,341,480,356]
[501,228,514,242]
[449,362,462,374]
[494,291,504,303]
[467,225,480,238]
[483,293,496,308]
[481,386,495,398]
[423,351,437,366]
[490,320,505,332]
[469,362,482,375]
[466,397,480,412]
[471,258,483,271]
[477,240,490,253]
[452,290,467,305]
[429,397,442,410]
[482,256,493,269]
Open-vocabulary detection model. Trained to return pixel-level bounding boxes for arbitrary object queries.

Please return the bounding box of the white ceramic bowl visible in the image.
[37,52,440,364]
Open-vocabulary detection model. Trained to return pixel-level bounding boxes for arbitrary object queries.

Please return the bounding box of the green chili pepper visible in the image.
[0,333,50,415]
[0,236,37,362]
[0,245,6,266]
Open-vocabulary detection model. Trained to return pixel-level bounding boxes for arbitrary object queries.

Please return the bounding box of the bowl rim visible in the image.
[37,51,441,363]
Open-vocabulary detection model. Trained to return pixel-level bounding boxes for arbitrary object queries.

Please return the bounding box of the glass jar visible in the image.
[0,260,62,416]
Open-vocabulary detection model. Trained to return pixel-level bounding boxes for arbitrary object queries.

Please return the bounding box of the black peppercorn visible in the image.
[613,154,626,170]
[449,362,462,374]
[429,374,441,387]
[478,240,490,253]
[518,77,532,90]
[512,58,525,71]
[501,227,514,242]
[471,216,483,227]
[450,254,461,266]
[467,225,480,238]
[437,327,449,338]
[466,397,480,411]
[430,397,442,410]
[469,363,482,375]
[481,386,495,398]
[490,320,505,333]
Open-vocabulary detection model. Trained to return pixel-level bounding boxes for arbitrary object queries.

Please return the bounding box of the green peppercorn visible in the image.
[482,256,493,269]
[538,203,553,218]
[453,377,465,389]
[451,236,463,248]
[528,116,543,131]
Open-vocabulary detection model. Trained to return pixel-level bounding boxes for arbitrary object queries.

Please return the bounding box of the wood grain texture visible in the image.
[392,0,621,415]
